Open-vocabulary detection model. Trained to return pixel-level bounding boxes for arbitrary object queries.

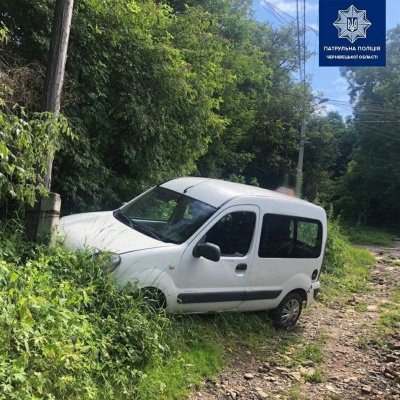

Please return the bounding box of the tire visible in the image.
[269,292,303,329]
[141,288,167,312]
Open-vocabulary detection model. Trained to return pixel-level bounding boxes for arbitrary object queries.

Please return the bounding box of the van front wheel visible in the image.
[270,293,303,329]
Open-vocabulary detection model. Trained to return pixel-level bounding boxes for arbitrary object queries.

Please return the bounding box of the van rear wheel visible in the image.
[270,293,303,329]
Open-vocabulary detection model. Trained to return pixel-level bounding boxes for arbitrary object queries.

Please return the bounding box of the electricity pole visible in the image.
[42,0,74,188]
[295,114,306,198]
[295,98,329,198]
[27,0,74,242]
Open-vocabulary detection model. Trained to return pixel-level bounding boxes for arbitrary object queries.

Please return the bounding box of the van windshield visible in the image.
[114,187,217,244]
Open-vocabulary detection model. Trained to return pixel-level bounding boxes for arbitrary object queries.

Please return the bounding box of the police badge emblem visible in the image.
[333,5,371,43]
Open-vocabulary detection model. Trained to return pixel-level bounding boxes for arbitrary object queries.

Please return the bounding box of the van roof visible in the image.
[160,177,314,209]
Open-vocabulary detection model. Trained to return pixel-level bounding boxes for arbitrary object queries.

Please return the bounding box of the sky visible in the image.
[253,0,400,118]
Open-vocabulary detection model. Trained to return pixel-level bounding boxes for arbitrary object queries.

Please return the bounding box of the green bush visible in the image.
[0,227,170,399]
[322,218,350,276]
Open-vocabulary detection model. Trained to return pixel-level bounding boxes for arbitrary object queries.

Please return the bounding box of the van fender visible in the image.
[279,273,314,307]
[119,267,179,313]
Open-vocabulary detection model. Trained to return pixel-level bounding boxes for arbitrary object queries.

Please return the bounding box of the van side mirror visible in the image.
[193,242,221,262]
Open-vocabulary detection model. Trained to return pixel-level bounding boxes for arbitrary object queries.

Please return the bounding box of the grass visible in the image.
[101,222,385,398]
[320,244,375,306]
[341,223,394,246]
[136,311,329,399]
[390,287,400,303]
[303,367,324,383]
[356,335,369,348]
[2,219,394,399]
[136,312,276,399]
[354,302,368,312]
[377,308,400,335]
[279,383,308,400]
[375,288,400,338]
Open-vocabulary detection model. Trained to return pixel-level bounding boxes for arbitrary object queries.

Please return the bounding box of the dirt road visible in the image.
[190,243,400,400]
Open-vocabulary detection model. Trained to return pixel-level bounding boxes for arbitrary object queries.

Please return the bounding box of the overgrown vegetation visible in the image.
[0,221,172,399]
[341,223,394,246]
[320,219,376,305]
[0,23,71,218]
[0,216,382,399]
[1,0,347,215]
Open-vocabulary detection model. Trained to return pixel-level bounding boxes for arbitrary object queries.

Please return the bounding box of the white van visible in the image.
[60,177,327,328]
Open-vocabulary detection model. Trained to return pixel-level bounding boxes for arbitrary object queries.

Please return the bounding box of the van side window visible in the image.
[258,214,322,258]
[205,212,256,256]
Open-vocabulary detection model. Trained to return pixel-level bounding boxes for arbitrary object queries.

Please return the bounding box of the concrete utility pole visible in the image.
[295,115,306,198]
[27,0,74,243]
[42,0,74,188]
[295,98,329,198]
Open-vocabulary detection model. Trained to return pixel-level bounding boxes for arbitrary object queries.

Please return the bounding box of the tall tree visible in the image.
[338,25,400,223]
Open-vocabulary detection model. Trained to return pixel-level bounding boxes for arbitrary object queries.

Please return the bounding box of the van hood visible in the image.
[59,211,173,254]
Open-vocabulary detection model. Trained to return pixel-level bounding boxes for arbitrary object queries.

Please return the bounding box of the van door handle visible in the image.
[235,263,247,272]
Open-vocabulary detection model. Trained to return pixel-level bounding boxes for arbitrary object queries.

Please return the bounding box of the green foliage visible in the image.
[303,368,324,383]
[376,288,400,337]
[0,225,171,399]
[339,25,400,223]
[1,0,325,213]
[320,217,375,305]
[0,25,71,215]
[301,113,340,202]
[0,109,69,208]
[0,218,29,261]
[377,307,400,335]
[391,287,400,304]
[55,0,229,211]
[341,223,393,246]
[0,23,8,44]
[322,218,350,276]
[136,315,225,399]
[0,214,379,399]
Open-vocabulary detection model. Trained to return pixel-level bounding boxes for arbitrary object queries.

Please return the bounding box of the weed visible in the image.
[355,302,368,312]
[390,287,400,303]
[279,382,307,400]
[341,223,393,246]
[377,310,400,333]
[356,336,368,348]
[303,367,325,383]
[295,342,324,365]
[0,223,172,399]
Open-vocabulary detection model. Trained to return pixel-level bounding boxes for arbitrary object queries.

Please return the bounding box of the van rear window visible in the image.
[258,214,322,259]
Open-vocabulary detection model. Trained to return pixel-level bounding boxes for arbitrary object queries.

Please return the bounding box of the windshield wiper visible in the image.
[130,221,163,241]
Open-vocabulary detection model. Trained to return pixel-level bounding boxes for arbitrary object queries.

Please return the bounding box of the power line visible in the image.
[257,0,319,36]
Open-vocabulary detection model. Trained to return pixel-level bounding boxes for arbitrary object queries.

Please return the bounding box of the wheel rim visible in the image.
[281,299,300,326]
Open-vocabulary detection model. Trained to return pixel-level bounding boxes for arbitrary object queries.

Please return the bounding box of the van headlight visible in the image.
[95,252,121,274]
